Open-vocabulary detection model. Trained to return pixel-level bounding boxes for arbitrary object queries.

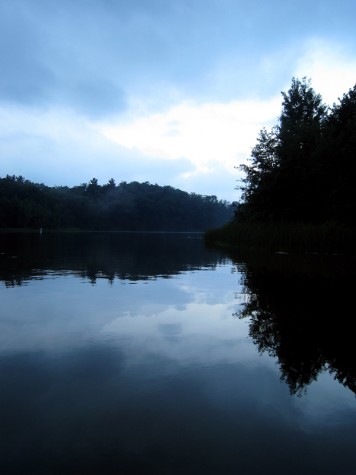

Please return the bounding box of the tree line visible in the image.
[0,176,233,231]
[237,78,356,224]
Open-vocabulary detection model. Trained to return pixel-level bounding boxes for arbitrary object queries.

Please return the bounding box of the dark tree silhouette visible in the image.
[238,78,356,225]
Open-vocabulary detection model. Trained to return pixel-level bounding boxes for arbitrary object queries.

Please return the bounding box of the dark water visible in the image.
[0,232,355,475]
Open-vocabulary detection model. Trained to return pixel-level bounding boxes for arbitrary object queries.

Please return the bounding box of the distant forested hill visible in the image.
[0,176,233,231]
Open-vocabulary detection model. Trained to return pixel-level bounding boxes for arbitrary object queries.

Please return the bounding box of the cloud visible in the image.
[295,39,356,105]
[96,97,283,202]
[5,0,355,117]
[0,100,240,200]
[101,97,281,173]
[0,105,195,188]
[65,79,127,118]
[0,2,55,106]
[0,1,130,117]
[171,163,240,202]
[1,2,356,202]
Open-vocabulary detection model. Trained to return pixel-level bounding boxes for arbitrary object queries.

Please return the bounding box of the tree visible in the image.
[276,78,327,220]
[239,126,279,221]
[86,177,101,199]
[238,78,328,222]
[279,77,326,156]
[323,85,356,223]
[107,178,116,188]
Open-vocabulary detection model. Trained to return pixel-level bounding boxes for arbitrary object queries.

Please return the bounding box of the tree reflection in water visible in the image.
[233,250,356,396]
[0,231,227,287]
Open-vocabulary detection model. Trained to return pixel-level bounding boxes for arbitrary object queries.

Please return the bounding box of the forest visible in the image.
[207,78,356,252]
[0,177,233,232]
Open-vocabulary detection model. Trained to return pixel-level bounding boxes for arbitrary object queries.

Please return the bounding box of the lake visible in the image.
[0,231,355,474]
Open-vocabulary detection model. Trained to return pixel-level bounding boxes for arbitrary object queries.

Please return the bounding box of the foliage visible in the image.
[238,78,356,224]
[0,176,233,231]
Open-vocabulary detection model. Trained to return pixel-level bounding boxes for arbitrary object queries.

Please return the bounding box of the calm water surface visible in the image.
[0,232,355,474]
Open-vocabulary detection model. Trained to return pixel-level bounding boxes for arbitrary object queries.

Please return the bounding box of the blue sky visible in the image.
[1,0,356,201]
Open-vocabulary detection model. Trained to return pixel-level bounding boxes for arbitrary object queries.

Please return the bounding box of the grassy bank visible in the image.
[205,220,356,255]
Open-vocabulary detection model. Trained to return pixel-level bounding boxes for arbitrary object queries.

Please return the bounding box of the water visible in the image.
[0,232,355,474]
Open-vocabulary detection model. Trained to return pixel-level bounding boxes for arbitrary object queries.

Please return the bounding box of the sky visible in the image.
[0,0,356,202]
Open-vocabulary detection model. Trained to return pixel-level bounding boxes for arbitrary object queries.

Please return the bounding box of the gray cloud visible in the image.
[0,2,55,106]
[65,79,127,118]
[3,0,354,117]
